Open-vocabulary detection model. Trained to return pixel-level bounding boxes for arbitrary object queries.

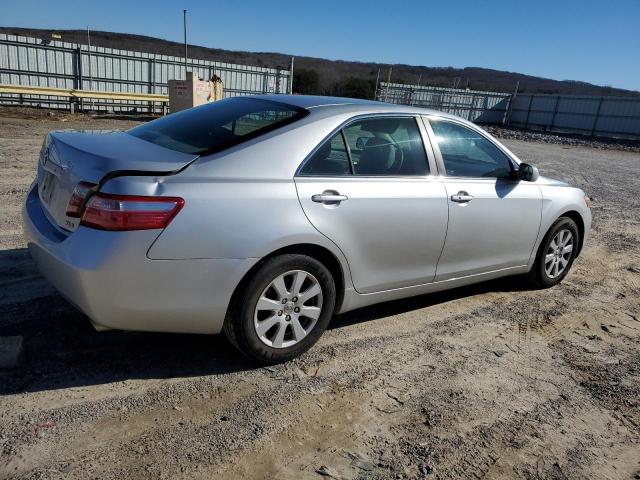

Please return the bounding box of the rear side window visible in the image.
[344,118,428,175]
[430,119,514,178]
[128,97,307,155]
[300,132,351,175]
[299,116,429,176]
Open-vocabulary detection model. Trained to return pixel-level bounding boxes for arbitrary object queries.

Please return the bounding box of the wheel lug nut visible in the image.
[281,298,287,304]
[277,310,283,316]
[285,315,291,321]
[292,296,298,302]
[294,307,300,313]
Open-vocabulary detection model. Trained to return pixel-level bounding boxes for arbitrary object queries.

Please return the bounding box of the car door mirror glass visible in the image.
[518,163,540,182]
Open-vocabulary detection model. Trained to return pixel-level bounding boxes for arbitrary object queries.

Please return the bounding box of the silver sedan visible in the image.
[23,95,591,363]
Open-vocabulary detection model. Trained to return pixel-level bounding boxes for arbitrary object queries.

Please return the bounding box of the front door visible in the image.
[295,116,448,294]
[425,117,543,281]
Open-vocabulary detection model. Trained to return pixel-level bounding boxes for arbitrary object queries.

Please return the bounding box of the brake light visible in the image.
[66,181,97,217]
[80,193,184,231]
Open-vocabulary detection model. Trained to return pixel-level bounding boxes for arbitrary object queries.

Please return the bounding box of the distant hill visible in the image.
[2,27,638,98]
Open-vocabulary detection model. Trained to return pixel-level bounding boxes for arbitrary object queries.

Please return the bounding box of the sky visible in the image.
[1,0,639,91]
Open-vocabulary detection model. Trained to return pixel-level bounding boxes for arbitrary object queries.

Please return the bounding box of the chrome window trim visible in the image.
[295,113,436,179]
[423,115,521,181]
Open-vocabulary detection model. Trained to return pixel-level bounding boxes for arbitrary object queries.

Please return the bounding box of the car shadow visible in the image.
[0,248,253,395]
[332,275,530,329]
[0,247,531,395]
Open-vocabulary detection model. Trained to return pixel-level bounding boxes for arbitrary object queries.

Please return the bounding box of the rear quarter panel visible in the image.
[146,176,341,261]
[101,117,355,288]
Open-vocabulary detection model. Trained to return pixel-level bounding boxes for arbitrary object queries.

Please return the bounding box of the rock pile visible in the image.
[483,126,640,152]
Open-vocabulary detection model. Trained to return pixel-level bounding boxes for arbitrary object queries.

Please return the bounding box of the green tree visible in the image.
[293,69,321,95]
[336,76,376,100]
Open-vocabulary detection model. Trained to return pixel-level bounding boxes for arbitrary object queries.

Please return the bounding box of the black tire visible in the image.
[223,254,336,365]
[527,217,580,288]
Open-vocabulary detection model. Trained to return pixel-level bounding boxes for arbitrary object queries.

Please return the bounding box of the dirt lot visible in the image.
[0,109,639,480]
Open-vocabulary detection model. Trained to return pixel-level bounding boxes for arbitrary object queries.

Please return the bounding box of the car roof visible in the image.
[254,94,380,109]
[252,94,454,118]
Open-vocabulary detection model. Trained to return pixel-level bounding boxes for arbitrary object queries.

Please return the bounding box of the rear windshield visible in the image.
[128,97,307,155]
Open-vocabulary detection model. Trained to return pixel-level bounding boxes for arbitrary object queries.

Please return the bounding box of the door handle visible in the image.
[312,192,348,203]
[451,191,474,203]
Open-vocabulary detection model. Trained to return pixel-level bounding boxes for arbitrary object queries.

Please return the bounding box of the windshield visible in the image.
[128,97,307,155]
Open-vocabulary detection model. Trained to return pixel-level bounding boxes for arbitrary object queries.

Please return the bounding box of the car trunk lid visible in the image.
[36,130,198,232]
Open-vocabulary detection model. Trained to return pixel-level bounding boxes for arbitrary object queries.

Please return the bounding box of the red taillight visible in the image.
[80,193,184,231]
[66,181,97,217]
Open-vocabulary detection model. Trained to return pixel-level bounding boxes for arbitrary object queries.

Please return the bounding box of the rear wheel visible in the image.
[528,217,579,288]
[224,254,336,364]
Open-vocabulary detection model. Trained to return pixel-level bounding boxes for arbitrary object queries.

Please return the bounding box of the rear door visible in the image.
[295,115,448,294]
[424,116,542,281]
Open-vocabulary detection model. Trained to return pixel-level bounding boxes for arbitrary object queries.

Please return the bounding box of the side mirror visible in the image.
[517,163,540,182]
[355,136,369,150]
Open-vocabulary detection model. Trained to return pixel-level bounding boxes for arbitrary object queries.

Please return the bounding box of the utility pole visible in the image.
[373,68,380,100]
[407,74,422,106]
[384,67,392,102]
[289,57,294,94]
[183,9,188,78]
[505,80,520,126]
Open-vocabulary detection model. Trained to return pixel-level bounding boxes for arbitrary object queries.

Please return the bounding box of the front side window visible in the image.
[430,119,514,178]
[128,97,307,155]
[344,117,429,176]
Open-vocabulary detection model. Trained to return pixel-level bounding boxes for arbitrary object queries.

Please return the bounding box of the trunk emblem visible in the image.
[41,147,49,167]
[41,144,66,173]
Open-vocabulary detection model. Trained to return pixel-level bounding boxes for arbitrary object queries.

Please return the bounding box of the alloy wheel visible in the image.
[253,270,323,348]
[544,228,574,279]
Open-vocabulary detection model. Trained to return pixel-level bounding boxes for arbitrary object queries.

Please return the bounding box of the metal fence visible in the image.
[508,94,640,139]
[2,33,639,139]
[0,34,291,113]
[378,82,511,124]
[378,82,640,140]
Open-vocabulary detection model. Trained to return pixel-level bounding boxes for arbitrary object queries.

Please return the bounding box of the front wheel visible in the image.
[224,254,336,364]
[528,217,580,288]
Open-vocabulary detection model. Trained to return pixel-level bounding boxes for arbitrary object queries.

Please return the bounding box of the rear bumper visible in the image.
[22,185,256,334]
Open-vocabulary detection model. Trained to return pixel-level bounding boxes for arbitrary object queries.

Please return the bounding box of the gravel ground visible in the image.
[0,108,639,480]
[484,125,640,153]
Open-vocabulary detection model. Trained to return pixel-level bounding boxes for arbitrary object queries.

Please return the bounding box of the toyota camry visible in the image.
[23,95,591,363]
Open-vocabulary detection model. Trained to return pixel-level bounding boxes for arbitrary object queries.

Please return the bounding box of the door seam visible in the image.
[432,181,451,282]
[292,178,357,291]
